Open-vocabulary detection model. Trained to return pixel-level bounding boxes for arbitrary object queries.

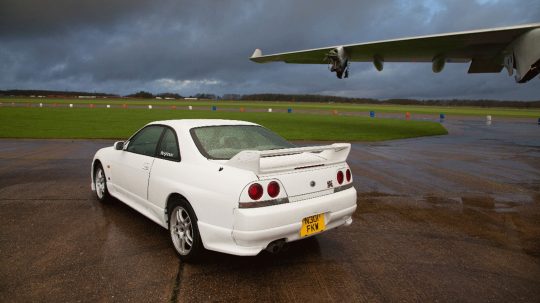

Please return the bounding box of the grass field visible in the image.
[0,107,447,141]
[3,97,540,118]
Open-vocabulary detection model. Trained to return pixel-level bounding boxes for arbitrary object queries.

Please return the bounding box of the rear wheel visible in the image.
[168,199,203,262]
[94,164,111,202]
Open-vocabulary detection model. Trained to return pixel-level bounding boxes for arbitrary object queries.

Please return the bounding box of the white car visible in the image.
[91,119,357,261]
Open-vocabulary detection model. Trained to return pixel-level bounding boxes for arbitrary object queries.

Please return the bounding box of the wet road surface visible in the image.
[1,120,539,302]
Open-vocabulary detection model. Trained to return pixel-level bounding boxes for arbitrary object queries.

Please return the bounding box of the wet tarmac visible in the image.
[1,120,539,302]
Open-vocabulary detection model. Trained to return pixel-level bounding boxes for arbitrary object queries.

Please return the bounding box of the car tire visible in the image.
[94,163,111,202]
[168,199,203,262]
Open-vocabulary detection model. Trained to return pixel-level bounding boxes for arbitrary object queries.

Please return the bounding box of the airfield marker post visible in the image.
[188,105,193,110]
[440,113,445,122]
[288,108,292,113]
[69,104,73,108]
[212,105,217,111]
[332,109,338,115]
[170,105,176,110]
[148,105,152,109]
[39,103,43,108]
[370,111,375,118]
[406,112,410,120]
[107,105,111,109]
[268,108,272,113]
[240,107,245,112]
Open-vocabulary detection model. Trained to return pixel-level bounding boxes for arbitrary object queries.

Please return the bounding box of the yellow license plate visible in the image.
[300,213,325,237]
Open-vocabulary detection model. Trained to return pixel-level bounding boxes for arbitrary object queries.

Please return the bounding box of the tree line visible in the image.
[238,94,540,108]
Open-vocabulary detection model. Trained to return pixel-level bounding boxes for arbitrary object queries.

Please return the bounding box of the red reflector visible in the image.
[267,181,280,198]
[337,171,344,185]
[248,183,263,200]
[346,169,351,182]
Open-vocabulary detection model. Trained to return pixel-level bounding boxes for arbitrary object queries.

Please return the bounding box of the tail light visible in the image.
[337,171,344,185]
[267,181,280,198]
[248,183,263,200]
[346,169,351,182]
[240,180,288,208]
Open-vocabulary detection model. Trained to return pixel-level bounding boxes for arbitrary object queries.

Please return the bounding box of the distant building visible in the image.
[156,97,162,99]
[184,97,198,100]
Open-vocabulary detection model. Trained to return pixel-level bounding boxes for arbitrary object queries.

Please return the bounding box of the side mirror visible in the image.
[113,141,124,150]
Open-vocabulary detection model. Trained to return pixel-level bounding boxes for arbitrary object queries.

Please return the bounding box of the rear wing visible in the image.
[225,143,351,175]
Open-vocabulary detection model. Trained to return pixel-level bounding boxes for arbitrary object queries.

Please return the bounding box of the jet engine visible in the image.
[325,46,349,79]
[508,28,540,83]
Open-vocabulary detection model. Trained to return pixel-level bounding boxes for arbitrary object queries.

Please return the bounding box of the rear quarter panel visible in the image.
[148,158,257,229]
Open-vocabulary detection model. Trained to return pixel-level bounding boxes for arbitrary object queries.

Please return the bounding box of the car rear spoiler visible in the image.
[225,143,351,175]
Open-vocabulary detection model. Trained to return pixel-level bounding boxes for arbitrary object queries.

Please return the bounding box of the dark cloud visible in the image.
[0,0,539,99]
[0,0,155,38]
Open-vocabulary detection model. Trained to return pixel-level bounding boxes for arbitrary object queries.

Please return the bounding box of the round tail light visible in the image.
[346,169,351,182]
[337,171,344,185]
[267,181,280,198]
[248,183,263,200]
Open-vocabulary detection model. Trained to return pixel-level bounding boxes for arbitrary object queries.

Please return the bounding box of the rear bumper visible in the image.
[198,187,357,256]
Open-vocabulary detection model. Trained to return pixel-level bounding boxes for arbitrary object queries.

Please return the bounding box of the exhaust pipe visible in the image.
[265,239,286,254]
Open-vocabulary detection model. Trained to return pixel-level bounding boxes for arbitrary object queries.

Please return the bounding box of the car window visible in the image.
[126,125,164,157]
[157,128,180,161]
[190,125,295,160]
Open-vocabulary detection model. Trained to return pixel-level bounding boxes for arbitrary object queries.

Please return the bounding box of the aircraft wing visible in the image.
[250,23,540,83]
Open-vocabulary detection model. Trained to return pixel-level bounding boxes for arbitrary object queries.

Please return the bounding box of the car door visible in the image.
[114,125,164,205]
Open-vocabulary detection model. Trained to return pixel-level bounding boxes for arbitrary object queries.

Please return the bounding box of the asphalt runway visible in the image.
[1,120,539,302]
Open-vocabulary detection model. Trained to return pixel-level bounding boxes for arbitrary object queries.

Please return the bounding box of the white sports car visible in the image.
[91,119,357,261]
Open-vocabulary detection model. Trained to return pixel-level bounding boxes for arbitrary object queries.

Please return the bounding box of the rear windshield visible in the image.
[190,125,295,160]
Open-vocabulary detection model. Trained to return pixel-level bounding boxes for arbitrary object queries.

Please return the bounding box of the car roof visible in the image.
[148,119,259,130]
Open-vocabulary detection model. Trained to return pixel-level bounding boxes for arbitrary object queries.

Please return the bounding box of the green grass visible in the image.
[0,107,447,141]
[3,97,540,118]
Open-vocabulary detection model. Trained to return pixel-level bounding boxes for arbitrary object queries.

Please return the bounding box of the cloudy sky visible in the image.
[1,0,539,100]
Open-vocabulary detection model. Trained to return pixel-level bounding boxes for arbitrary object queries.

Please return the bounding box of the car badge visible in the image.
[327,181,333,188]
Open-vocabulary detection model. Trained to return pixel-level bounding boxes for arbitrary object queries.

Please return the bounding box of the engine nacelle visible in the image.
[509,28,540,83]
[326,46,350,79]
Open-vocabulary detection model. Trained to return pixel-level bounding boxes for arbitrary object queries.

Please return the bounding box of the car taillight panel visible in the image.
[248,183,263,200]
[346,169,352,182]
[267,181,280,198]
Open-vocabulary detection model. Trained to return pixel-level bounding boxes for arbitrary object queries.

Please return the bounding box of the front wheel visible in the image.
[168,200,203,262]
[94,164,111,202]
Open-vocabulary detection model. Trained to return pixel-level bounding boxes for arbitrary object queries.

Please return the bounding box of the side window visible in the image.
[126,126,164,157]
[157,128,180,161]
